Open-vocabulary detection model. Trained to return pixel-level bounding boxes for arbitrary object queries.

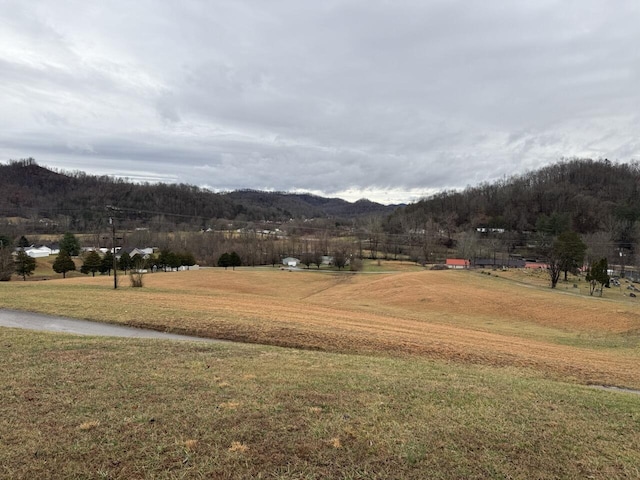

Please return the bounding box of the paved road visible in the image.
[0,308,221,343]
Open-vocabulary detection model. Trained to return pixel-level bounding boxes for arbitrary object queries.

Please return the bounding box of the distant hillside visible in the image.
[0,159,397,232]
[387,158,640,236]
[224,190,396,219]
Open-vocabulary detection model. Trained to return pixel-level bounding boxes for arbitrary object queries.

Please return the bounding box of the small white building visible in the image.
[282,257,300,267]
[179,265,200,271]
[129,247,154,258]
[23,245,52,258]
[99,247,122,254]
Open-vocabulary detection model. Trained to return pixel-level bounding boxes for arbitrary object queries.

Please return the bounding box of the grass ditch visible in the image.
[2,328,640,479]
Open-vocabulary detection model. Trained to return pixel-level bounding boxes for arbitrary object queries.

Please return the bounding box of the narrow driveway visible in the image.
[0,308,221,343]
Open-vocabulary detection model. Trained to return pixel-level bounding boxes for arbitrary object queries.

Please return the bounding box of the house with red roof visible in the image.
[525,262,548,269]
[445,258,469,269]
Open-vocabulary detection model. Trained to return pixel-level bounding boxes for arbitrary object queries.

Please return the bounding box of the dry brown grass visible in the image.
[2,328,640,478]
[3,268,640,388]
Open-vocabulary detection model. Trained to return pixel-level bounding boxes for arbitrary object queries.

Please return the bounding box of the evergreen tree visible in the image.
[60,232,81,256]
[0,235,13,248]
[53,250,76,278]
[554,231,587,281]
[14,251,36,281]
[118,251,132,274]
[229,251,241,270]
[157,248,172,272]
[100,251,114,275]
[179,251,196,270]
[218,252,231,269]
[536,213,571,237]
[81,251,102,277]
[17,235,30,248]
[167,251,181,271]
[586,258,610,297]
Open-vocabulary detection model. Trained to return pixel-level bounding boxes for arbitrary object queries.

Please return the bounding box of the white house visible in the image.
[23,245,52,258]
[99,247,122,254]
[282,257,300,267]
[179,265,200,271]
[129,247,154,258]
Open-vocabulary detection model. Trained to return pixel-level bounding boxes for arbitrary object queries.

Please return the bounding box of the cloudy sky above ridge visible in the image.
[1,1,639,204]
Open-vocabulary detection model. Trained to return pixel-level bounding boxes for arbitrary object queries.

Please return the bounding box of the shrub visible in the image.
[349,258,363,272]
[130,271,144,288]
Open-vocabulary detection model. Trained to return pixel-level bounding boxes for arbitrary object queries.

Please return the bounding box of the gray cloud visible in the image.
[1,0,639,204]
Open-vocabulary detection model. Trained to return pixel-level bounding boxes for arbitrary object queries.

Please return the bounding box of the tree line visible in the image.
[0,159,395,234]
[3,157,640,293]
[0,231,199,281]
[388,158,640,236]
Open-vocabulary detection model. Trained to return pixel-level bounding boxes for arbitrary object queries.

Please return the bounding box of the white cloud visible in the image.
[1,0,639,204]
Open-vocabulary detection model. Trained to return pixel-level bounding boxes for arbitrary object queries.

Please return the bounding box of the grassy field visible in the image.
[2,329,640,479]
[3,267,640,387]
[2,267,640,477]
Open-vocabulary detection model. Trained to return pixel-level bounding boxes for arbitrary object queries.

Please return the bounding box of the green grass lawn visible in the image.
[2,328,640,479]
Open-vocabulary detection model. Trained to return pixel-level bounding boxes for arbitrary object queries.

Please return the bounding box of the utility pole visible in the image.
[109,216,118,289]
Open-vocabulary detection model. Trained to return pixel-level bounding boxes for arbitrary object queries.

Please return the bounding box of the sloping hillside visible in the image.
[388,158,640,234]
[3,268,639,388]
[0,159,397,231]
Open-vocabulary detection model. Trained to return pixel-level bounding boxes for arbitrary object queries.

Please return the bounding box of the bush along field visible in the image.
[1,268,640,478]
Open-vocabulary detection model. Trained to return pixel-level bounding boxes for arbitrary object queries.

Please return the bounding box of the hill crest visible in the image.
[0,159,398,232]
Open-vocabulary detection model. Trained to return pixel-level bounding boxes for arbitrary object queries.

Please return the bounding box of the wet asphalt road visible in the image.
[0,308,221,343]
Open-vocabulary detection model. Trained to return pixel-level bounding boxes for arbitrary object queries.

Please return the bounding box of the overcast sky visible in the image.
[1,1,639,204]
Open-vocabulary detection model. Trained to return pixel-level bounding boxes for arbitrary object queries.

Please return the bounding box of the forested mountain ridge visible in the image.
[4,157,638,244]
[0,159,397,232]
[387,158,640,236]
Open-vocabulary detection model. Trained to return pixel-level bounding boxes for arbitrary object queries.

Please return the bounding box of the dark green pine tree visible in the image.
[14,251,36,281]
[118,251,132,274]
[218,252,231,270]
[0,235,13,249]
[167,251,182,271]
[53,250,76,279]
[100,251,114,275]
[586,258,610,297]
[59,232,81,256]
[229,251,241,270]
[17,235,30,248]
[179,251,196,270]
[157,248,172,272]
[81,251,102,277]
[554,230,587,281]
